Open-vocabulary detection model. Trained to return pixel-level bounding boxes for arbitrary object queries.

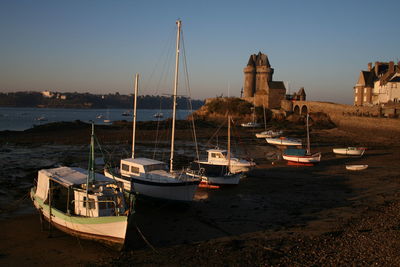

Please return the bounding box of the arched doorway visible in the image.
[301,105,308,115]
[293,105,300,114]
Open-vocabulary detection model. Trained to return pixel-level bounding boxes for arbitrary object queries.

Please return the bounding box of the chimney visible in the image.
[374,61,380,76]
[368,62,372,71]
[389,61,394,73]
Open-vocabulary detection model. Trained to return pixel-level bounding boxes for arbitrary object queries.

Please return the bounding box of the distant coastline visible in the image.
[0,91,204,110]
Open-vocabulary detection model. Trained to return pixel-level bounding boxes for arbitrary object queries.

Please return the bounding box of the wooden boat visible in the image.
[30,124,130,249]
[105,21,200,202]
[333,147,366,156]
[346,164,368,171]
[255,130,283,138]
[282,114,321,164]
[266,137,302,146]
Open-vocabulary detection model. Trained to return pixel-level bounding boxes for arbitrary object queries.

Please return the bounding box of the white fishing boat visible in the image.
[186,116,244,185]
[255,130,283,138]
[346,164,368,171]
[282,114,321,164]
[266,137,302,146]
[30,124,130,249]
[105,21,200,201]
[333,147,366,156]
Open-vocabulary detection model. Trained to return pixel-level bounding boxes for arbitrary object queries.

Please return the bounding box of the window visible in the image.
[363,96,367,102]
[364,88,367,94]
[131,166,140,174]
[355,88,358,93]
[355,96,357,102]
[121,164,129,172]
[83,197,95,209]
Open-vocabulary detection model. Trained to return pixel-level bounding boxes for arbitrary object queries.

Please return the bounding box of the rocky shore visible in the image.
[0,120,399,266]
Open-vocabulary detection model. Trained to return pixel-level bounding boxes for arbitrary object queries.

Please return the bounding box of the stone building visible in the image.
[242,52,286,108]
[354,61,400,106]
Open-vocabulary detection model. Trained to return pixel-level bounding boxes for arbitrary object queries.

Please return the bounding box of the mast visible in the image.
[170,19,181,173]
[132,73,139,158]
[227,115,231,173]
[306,113,311,154]
[86,122,95,216]
[263,96,267,131]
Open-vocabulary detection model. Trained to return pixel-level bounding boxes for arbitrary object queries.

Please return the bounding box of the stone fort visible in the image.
[242,52,287,109]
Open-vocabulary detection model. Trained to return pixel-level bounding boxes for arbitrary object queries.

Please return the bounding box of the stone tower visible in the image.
[243,52,275,97]
[242,52,286,109]
[243,55,256,97]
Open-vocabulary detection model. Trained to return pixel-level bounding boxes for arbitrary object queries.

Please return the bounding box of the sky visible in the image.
[0,0,399,104]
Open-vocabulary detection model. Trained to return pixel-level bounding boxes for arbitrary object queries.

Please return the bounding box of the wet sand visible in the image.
[1,123,399,266]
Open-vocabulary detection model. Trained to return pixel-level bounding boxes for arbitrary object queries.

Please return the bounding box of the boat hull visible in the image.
[333,148,365,156]
[282,152,321,163]
[346,164,368,171]
[105,169,199,202]
[31,189,128,250]
[186,172,240,185]
[266,137,302,146]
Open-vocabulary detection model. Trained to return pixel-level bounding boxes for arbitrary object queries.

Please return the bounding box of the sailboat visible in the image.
[186,116,243,185]
[282,114,321,164]
[104,21,200,202]
[30,123,130,249]
[241,98,261,128]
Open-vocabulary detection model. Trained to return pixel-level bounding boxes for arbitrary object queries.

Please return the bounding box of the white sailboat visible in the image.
[104,20,200,202]
[282,114,321,164]
[30,123,130,249]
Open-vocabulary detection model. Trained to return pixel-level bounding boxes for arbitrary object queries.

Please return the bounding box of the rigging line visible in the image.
[140,26,175,95]
[181,29,200,161]
[135,223,159,253]
[204,115,227,148]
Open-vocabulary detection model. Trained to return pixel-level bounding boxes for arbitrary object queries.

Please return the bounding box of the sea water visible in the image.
[0,107,192,131]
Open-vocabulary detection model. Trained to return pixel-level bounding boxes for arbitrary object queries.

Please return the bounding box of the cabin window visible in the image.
[130,166,140,174]
[121,164,130,172]
[211,153,223,159]
[145,164,166,172]
[83,197,95,209]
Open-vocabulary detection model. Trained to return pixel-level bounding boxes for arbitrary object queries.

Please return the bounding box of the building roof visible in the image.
[39,167,111,187]
[247,52,271,67]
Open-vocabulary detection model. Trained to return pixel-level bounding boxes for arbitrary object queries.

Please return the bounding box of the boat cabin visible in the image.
[120,157,168,177]
[35,167,125,218]
[206,149,229,163]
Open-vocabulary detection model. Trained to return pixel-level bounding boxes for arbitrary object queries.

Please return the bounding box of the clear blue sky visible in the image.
[1,0,399,104]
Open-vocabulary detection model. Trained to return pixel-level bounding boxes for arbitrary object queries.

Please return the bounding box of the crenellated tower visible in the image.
[242,51,286,109]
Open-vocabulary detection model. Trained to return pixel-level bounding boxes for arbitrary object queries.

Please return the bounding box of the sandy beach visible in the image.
[0,121,399,266]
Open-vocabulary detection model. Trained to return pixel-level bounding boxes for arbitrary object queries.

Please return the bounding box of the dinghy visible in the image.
[346,164,368,171]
